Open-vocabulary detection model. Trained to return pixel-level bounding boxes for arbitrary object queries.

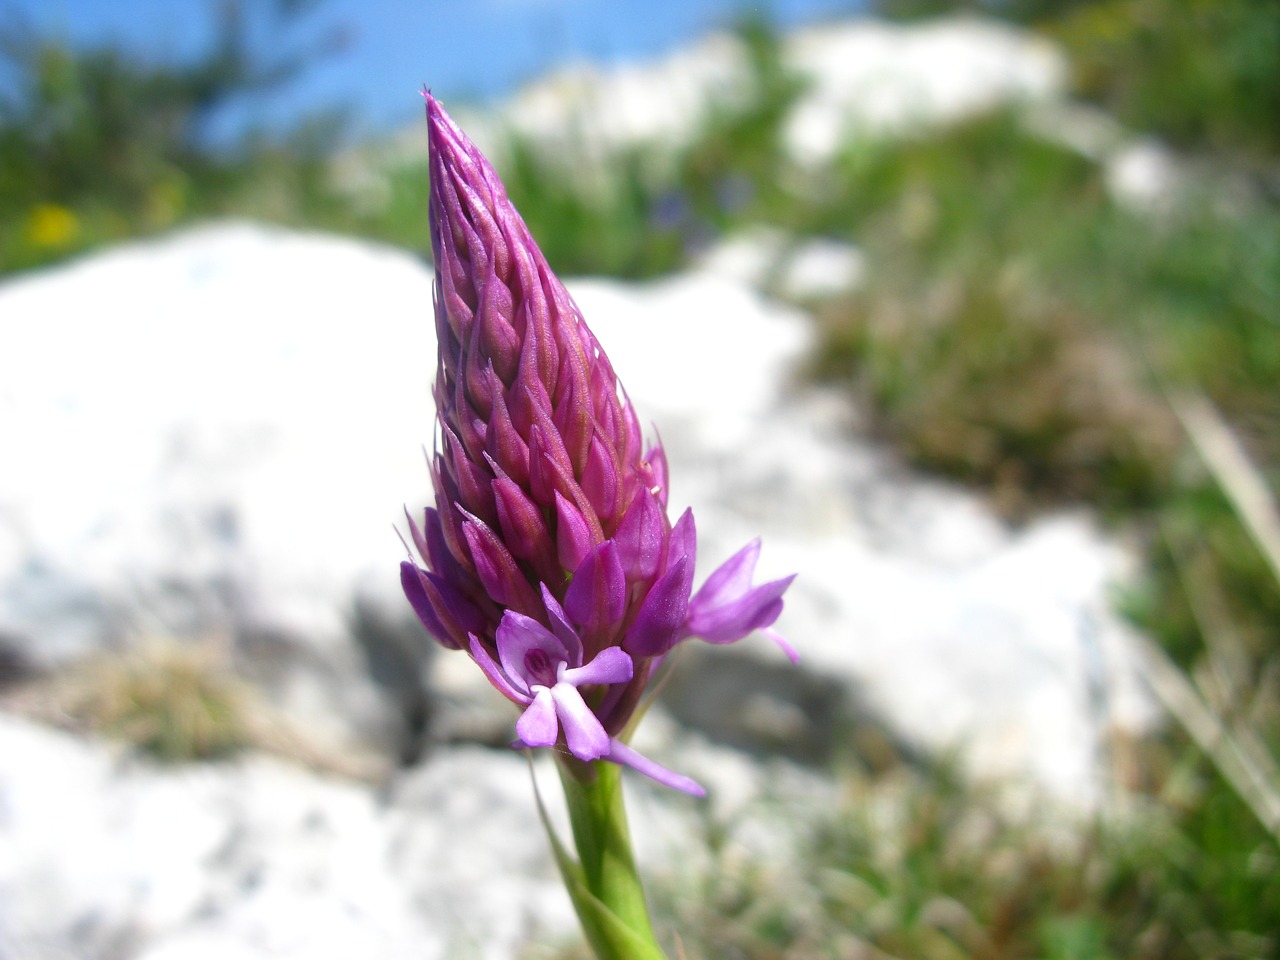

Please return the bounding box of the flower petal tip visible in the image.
[763,627,800,664]
[608,739,706,797]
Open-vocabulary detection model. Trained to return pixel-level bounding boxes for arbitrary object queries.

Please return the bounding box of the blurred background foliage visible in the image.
[880,0,1280,160]
[0,0,351,272]
[4,0,1280,956]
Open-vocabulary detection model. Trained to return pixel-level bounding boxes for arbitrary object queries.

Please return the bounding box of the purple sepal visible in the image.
[684,539,798,661]
[666,506,697,564]
[400,561,485,650]
[623,555,692,657]
[581,435,620,523]
[607,738,706,796]
[644,441,670,508]
[400,561,455,648]
[485,371,531,486]
[540,584,583,665]
[564,540,626,633]
[475,279,520,382]
[613,487,665,581]
[461,511,539,615]
[422,507,465,583]
[555,491,596,575]
[492,471,551,566]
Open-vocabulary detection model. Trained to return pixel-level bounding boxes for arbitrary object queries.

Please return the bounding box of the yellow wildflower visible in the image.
[25,204,80,249]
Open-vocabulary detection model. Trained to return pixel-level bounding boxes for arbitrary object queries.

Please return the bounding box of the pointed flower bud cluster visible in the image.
[402,93,796,794]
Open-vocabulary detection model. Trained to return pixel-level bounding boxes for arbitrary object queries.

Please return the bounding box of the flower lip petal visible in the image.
[562,646,633,687]
[516,687,559,747]
[552,683,611,760]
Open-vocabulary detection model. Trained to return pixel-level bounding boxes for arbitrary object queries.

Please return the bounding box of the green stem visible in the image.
[554,756,670,960]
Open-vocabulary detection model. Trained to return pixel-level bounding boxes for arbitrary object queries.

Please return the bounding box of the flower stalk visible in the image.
[404,90,797,958]
[554,757,666,959]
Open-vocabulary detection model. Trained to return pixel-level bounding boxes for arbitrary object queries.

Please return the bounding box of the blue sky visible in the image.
[3,0,868,139]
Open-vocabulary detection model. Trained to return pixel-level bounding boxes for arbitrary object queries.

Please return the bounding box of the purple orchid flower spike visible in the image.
[401,91,795,796]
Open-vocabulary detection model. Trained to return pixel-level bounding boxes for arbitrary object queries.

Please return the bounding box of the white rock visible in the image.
[0,222,432,656]
[694,226,790,289]
[1106,137,1184,212]
[784,17,1067,164]
[0,222,1159,808]
[0,222,437,759]
[696,229,867,300]
[485,16,1066,168]
[775,237,867,300]
[497,31,750,161]
[0,714,576,960]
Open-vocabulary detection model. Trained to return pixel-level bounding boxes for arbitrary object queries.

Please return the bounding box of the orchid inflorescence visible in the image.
[401,93,796,796]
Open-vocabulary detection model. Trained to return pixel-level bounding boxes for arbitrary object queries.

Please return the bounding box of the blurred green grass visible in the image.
[3,1,1279,956]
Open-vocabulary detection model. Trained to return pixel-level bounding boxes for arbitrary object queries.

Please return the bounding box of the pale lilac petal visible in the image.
[516,688,559,746]
[686,574,796,645]
[552,683,610,760]
[469,634,528,704]
[607,738,706,796]
[562,646,633,686]
[693,539,761,607]
[495,612,568,691]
